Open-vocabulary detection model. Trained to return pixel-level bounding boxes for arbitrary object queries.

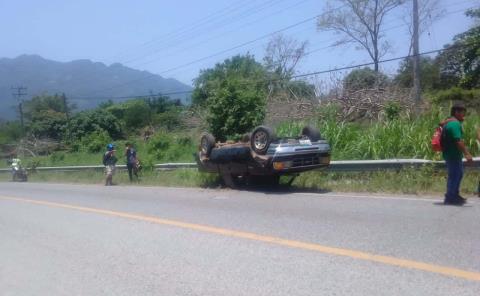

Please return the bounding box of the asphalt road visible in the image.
[0,182,479,295]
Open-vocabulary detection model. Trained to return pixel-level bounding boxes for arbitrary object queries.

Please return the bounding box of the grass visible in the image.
[3,107,479,169]
[1,106,479,196]
[276,107,480,160]
[0,131,198,169]
[290,168,480,196]
[0,169,220,188]
[2,167,478,197]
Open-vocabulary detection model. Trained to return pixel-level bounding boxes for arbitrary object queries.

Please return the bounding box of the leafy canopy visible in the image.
[343,67,389,92]
[22,94,74,139]
[192,54,268,140]
[436,8,480,89]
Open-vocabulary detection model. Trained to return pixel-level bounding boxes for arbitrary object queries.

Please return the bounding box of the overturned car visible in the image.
[196,125,331,187]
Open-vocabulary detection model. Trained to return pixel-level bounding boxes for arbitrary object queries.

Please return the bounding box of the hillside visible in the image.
[0,55,192,119]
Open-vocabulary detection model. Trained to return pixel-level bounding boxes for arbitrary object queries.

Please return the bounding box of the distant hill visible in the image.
[0,55,192,120]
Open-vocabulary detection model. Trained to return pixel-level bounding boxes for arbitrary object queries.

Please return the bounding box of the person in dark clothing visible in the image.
[125,142,138,182]
[441,103,473,205]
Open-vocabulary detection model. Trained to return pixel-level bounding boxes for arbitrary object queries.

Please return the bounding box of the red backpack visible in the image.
[431,118,457,152]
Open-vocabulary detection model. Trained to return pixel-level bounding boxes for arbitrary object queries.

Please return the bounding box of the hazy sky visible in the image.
[1,0,477,89]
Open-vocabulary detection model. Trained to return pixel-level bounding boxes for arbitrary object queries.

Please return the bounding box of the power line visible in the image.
[123,0,477,67]
[78,1,475,99]
[106,0,256,63]
[116,0,290,65]
[131,0,313,68]
[45,1,475,102]
[72,43,472,101]
[296,4,476,61]
[75,12,329,98]
[111,0,475,67]
[51,1,320,100]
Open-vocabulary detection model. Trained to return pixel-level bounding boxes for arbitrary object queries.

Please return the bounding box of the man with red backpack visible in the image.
[441,102,473,205]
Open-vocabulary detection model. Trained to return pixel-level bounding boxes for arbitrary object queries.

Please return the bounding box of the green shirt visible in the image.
[442,119,463,161]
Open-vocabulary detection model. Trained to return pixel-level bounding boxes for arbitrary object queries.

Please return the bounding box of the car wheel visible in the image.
[200,132,216,157]
[250,126,276,155]
[301,126,321,142]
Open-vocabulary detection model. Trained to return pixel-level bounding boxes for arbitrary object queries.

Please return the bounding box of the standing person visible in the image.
[125,142,138,182]
[441,102,473,205]
[103,143,117,186]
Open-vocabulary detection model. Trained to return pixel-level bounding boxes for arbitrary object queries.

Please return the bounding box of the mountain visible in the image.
[0,55,192,120]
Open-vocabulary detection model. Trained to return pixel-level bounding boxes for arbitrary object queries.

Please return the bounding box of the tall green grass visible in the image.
[276,107,480,160]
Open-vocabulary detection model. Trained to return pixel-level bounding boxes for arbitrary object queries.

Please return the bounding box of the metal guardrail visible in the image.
[0,158,478,173]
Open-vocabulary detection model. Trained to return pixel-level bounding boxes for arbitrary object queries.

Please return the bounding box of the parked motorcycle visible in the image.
[8,158,28,182]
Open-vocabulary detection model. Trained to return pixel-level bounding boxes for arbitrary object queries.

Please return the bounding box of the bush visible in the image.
[65,109,123,142]
[154,109,182,131]
[80,130,112,153]
[193,54,267,140]
[384,101,402,121]
[0,121,23,145]
[147,132,172,159]
[107,100,151,131]
[430,87,480,110]
[139,155,156,171]
[343,68,389,92]
[177,136,192,146]
[207,77,266,140]
[50,151,66,163]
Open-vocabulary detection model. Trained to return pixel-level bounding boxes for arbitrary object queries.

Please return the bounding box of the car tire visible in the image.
[200,132,216,157]
[250,126,276,155]
[301,126,321,142]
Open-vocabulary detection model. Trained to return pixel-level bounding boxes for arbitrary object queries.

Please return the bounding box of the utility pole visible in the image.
[61,93,69,120]
[412,0,421,105]
[11,86,28,133]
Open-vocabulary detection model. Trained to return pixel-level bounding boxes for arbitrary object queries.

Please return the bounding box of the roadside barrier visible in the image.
[1,158,478,173]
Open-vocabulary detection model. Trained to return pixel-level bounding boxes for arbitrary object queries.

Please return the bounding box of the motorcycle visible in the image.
[8,158,28,182]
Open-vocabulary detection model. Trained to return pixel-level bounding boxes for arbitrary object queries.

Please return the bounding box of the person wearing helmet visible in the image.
[103,143,117,186]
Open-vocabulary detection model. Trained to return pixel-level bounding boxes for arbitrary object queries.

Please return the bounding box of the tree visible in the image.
[436,8,480,89]
[343,67,389,92]
[263,34,308,82]
[192,54,267,140]
[144,95,180,113]
[22,94,75,140]
[65,109,123,142]
[394,56,441,90]
[0,121,23,145]
[317,0,405,72]
[107,99,152,130]
[23,93,74,119]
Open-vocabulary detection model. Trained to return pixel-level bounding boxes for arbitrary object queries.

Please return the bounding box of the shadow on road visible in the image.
[221,184,332,196]
[432,201,474,207]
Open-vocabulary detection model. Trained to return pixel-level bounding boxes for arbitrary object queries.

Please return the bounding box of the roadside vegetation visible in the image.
[1,167,479,196]
[1,7,479,195]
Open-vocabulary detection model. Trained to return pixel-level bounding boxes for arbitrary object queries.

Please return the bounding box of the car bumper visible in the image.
[270,152,331,173]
